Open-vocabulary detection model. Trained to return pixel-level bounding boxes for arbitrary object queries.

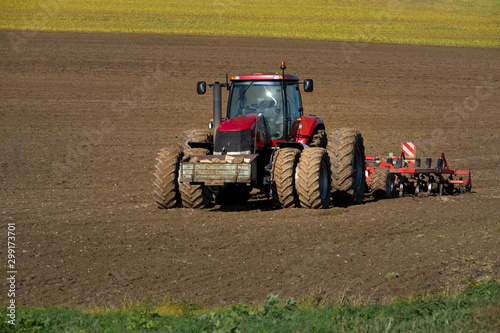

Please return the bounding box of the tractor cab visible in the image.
[227,75,303,141]
[210,62,314,156]
[196,62,316,155]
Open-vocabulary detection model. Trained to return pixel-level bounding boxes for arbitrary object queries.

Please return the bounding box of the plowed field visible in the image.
[1,31,499,307]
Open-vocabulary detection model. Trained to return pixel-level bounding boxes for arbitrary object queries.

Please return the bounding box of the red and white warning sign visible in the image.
[401,142,416,159]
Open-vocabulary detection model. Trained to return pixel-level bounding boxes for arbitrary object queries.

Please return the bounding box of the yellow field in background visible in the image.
[1,0,498,47]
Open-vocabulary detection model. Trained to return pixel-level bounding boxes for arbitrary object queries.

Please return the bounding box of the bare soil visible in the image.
[1,31,499,307]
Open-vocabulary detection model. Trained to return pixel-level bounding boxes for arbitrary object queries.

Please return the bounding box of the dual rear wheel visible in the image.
[271,127,366,209]
[271,147,331,209]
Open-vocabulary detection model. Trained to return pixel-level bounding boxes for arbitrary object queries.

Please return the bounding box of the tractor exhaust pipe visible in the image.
[197,80,223,141]
[213,82,222,138]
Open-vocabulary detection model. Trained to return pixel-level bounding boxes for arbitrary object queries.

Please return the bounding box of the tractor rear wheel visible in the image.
[178,129,212,155]
[371,167,394,199]
[271,148,300,208]
[153,148,181,209]
[295,148,331,209]
[308,129,327,148]
[327,128,366,205]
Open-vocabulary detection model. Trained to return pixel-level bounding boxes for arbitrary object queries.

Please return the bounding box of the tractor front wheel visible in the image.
[295,148,331,209]
[271,148,300,208]
[179,182,212,208]
[327,128,366,205]
[178,129,212,156]
[179,148,212,209]
[153,148,181,209]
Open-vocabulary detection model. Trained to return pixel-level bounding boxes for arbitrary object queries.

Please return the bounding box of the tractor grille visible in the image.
[214,129,254,154]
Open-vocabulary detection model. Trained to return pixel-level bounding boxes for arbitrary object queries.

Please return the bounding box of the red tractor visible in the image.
[154,62,366,209]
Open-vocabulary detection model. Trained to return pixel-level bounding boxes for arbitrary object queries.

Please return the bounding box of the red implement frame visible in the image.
[365,143,471,197]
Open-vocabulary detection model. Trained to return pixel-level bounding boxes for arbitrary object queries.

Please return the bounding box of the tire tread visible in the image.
[296,148,331,209]
[327,128,365,205]
[153,148,181,209]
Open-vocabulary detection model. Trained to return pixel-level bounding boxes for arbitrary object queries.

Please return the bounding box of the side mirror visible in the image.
[304,79,313,92]
[197,81,206,95]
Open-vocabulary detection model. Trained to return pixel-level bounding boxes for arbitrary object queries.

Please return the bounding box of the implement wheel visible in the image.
[153,148,181,209]
[446,176,455,195]
[327,128,366,205]
[178,129,212,155]
[371,167,394,199]
[295,148,331,209]
[271,148,300,208]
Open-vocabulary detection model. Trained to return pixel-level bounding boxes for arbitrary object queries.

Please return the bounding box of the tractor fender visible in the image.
[292,116,325,145]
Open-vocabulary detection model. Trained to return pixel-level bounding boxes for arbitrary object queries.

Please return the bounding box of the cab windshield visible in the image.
[228,81,284,139]
[229,81,282,118]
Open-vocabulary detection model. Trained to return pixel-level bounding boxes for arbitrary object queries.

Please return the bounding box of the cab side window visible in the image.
[287,84,302,119]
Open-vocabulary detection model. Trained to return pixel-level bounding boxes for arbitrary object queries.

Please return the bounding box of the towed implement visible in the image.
[365,142,472,198]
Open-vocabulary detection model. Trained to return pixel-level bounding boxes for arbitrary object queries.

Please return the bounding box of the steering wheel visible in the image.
[239,107,257,116]
[258,100,276,108]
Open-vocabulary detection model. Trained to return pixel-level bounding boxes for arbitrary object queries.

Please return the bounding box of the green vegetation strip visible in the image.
[0,0,499,47]
[1,281,499,332]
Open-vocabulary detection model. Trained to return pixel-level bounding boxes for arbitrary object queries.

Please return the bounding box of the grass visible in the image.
[0,0,499,47]
[1,281,499,332]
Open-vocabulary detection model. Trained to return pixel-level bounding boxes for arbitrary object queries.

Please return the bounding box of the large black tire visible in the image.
[271,148,300,208]
[178,148,212,209]
[153,148,181,209]
[295,148,331,209]
[178,129,212,156]
[327,128,365,205]
[371,167,394,199]
[179,182,212,208]
[308,129,327,148]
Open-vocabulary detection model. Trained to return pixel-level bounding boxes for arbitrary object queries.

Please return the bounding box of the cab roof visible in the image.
[230,73,299,81]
